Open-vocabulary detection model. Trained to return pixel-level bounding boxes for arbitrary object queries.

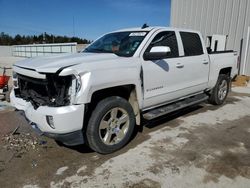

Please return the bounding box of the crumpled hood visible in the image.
[14,53,124,73]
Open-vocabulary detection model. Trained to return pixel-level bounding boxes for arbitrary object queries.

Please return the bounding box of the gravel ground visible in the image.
[0,86,250,188]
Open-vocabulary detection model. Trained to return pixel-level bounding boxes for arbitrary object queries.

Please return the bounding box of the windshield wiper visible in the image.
[84,48,112,53]
[84,48,131,57]
[113,51,131,57]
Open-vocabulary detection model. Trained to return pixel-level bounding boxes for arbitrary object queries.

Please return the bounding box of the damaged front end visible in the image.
[13,72,81,109]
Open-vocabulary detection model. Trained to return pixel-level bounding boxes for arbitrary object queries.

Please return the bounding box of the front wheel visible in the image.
[208,74,230,105]
[86,96,135,154]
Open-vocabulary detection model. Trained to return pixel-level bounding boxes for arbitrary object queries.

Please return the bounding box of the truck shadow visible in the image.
[57,141,93,153]
[144,95,241,130]
[143,105,203,129]
[65,105,204,154]
[64,96,238,154]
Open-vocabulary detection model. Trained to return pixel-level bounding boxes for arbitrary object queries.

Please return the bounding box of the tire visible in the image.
[208,74,230,105]
[86,96,135,154]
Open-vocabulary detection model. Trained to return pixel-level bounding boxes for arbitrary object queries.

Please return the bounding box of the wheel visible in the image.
[86,96,135,154]
[208,74,230,105]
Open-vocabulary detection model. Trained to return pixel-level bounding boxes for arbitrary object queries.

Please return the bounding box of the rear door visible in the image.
[178,31,209,92]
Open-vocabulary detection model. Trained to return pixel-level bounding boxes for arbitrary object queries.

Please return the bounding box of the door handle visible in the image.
[203,61,209,65]
[176,63,184,68]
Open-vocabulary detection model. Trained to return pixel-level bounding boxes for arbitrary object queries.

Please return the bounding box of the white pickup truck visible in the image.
[11,26,238,154]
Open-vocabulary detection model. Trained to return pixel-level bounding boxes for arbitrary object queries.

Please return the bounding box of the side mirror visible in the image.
[144,46,171,61]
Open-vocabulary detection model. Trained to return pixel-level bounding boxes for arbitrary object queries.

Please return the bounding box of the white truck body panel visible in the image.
[208,52,238,88]
[10,91,85,134]
[10,26,238,144]
[141,29,210,108]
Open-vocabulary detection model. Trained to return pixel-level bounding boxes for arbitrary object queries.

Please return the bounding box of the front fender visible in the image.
[75,67,143,108]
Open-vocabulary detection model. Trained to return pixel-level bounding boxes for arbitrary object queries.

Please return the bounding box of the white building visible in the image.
[170,0,250,75]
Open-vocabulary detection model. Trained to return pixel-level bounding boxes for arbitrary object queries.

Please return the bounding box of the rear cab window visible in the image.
[180,32,204,56]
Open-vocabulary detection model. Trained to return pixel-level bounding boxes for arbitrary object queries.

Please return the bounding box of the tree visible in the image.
[0,32,90,45]
[14,34,22,45]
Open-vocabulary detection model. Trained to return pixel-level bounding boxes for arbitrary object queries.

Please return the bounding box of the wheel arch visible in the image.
[219,67,232,77]
[86,84,141,126]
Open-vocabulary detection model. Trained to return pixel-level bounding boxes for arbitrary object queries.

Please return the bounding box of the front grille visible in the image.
[15,73,72,109]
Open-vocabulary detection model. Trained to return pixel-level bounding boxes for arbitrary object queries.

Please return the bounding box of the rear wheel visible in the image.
[208,74,230,105]
[86,96,135,154]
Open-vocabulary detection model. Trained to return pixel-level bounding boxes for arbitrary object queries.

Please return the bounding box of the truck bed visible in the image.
[208,51,238,88]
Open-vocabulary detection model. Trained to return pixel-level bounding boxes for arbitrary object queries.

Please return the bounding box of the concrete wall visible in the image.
[0,43,88,58]
[76,44,88,52]
[170,0,250,76]
[0,46,12,57]
[0,43,88,81]
[13,43,77,58]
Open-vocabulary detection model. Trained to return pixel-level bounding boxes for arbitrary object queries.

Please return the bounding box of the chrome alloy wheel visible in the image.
[99,107,130,145]
[218,80,228,101]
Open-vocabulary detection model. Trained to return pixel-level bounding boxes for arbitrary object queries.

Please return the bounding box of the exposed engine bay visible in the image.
[14,73,73,109]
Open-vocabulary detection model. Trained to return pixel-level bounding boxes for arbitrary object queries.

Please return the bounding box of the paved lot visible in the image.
[0,56,25,74]
[0,86,250,188]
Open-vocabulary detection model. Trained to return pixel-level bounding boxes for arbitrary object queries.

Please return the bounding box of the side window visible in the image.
[180,32,204,56]
[147,31,179,58]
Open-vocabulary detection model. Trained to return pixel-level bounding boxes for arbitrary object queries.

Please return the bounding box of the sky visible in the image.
[0,0,170,40]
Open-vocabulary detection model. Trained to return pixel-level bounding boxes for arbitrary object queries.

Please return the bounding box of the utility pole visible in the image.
[73,16,75,37]
[43,32,46,44]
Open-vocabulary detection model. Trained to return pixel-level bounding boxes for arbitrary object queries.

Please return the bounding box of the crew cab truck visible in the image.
[10,27,238,154]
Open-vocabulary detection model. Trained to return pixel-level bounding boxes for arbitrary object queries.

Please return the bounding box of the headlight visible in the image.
[69,74,82,104]
[75,74,82,93]
[70,74,82,95]
[67,72,90,104]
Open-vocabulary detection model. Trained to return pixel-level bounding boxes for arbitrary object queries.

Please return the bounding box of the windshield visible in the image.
[84,31,148,57]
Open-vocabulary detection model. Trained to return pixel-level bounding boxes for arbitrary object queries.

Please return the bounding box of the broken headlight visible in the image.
[75,74,82,93]
[69,74,82,104]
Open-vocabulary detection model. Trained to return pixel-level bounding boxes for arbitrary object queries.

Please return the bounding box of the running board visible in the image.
[143,94,209,120]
